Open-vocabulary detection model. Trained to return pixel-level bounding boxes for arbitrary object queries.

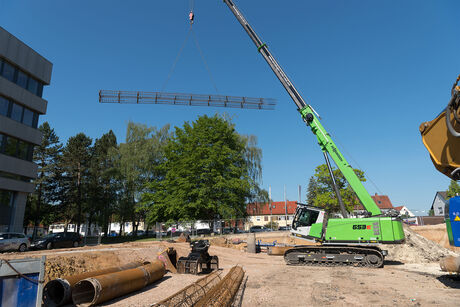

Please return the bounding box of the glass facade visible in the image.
[0,57,45,98]
[0,189,14,230]
[0,170,32,182]
[0,95,39,128]
[0,96,8,116]
[0,133,34,162]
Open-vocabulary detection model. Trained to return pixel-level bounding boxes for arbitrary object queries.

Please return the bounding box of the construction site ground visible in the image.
[2,225,460,306]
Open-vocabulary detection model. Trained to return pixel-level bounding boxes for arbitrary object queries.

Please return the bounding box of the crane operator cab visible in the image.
[291,203,405,245]
[291,204,325,242]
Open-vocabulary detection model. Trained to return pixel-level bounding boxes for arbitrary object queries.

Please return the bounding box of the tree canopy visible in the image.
[143,114,264,223]
[306,164,366,213]
[447,180,460,199]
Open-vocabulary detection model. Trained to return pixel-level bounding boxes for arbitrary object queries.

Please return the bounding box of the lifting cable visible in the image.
[162,0,219,93]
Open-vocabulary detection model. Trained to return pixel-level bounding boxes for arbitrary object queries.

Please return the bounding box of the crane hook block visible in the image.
[189,11,194,24]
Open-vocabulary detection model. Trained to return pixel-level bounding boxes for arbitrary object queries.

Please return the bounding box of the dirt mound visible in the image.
[411,224,460,252]
[385,225,457,263]
[210,237,228,247]
[45,251,121,282]
[176,232,191,243]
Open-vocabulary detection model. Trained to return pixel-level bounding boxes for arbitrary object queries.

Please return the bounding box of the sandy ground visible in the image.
[2,226,460,306]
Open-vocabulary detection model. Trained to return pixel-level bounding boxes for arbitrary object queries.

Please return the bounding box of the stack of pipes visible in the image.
[43,260,166,307]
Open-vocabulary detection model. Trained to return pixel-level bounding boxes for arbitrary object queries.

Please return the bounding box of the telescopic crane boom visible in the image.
[223,0,381,216]
[223,0,405,268]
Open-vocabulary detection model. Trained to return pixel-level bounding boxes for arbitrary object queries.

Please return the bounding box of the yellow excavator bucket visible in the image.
[420,85,460,179]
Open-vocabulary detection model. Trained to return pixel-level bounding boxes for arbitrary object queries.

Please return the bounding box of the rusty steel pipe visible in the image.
[43,261,146,307]
[72,261,165,306]
[440,256,460,273]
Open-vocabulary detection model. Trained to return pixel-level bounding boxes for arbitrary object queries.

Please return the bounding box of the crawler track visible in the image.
[284,245,384,268]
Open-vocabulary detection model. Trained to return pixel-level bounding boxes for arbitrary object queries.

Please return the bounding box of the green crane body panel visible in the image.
[305,217,405,243]
[309,223,323,239]
[299,106,382,216]
[445,217,455,246]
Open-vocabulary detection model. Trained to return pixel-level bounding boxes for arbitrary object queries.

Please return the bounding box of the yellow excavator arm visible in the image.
[420,75,460,180]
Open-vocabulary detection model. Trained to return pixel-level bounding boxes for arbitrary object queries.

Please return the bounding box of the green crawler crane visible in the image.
[223,0,405,267]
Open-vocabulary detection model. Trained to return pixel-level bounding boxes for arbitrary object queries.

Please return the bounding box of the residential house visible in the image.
[430,191,448,216]
[247,201,297,228]
[353,193,395,215]
[394,206,415,217]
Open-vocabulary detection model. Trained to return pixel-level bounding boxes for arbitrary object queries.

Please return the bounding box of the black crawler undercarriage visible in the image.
[284,245,386,268]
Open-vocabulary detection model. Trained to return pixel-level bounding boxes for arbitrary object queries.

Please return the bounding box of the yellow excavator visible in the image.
[420,74,460,273]
[420,75,460,180]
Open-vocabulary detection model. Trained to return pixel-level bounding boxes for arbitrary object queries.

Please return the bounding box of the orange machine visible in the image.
[420,75,460,180]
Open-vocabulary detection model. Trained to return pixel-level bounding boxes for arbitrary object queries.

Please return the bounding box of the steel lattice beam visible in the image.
[99,90,276,110]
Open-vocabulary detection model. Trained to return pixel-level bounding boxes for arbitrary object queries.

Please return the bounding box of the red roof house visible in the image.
[354,193,394,211]
[247,201,297,216]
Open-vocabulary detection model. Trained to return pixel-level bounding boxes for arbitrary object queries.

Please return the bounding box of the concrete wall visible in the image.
[0,78,47,114]
[0,26,52,233]
[0,116,42,145]
[0,26,52,84]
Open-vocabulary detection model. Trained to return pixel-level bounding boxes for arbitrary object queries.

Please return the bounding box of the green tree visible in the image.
[447,180,460,199]
[306,176,317,206]
[24,122,62,239]
[143,114,262,224]
[241,135,269,206]
[87,130,117,236]
[306,164,366,213]
[110,122,170,235]
[59,133,92,233]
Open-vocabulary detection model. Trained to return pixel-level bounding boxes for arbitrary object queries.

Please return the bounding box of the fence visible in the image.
[151,218,251,240]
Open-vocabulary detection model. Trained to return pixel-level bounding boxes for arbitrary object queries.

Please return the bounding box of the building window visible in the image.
[16,70,28,88]
[22,108,34,127]
[0,95,39,128]
[0,170,32,182]
[264,216,268,222]
[10,103,23,122]
[256,217,260,222]
[27,78,38,95]
[0,96,9,116]
[4,136,18,156]
[0,133,34,162]
[0,189,14,228]
[0,58,45,98]
[1,61,15,82]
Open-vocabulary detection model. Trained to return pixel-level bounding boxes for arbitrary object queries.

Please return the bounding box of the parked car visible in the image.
[249,226,270,233]
[278,226,291,231]
[195,228,212,235]
[166,230,184,237]
[127,230,145,236]
[31,232,82,250]
[0,232,30,252]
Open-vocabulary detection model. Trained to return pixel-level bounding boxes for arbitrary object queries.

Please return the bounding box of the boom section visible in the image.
[223,0,382,216]
[223,0,306,110]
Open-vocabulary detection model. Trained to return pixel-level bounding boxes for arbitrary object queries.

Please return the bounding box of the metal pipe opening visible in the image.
[42,279,71,307]
[72,279,97,306]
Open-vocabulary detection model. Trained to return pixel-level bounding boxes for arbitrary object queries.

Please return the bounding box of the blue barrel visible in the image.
[447,196,460,247]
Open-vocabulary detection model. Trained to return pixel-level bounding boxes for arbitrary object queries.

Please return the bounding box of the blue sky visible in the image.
[1,0,459,213]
